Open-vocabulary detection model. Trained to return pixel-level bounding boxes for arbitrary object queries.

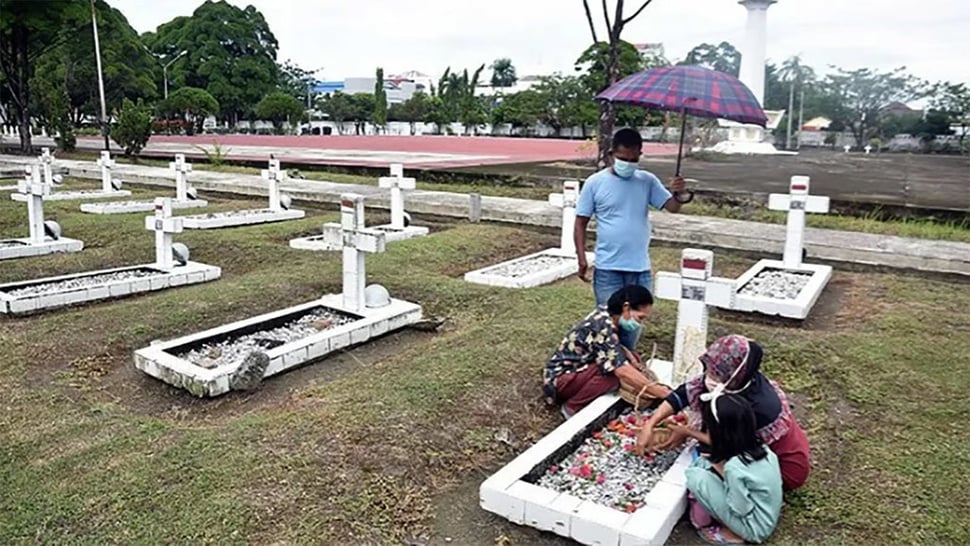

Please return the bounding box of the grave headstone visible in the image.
[864,144,872,154]
[19,165,54,244]
[767,176,829,269]
[169,154,194,201]
[321,193,386,312]
[144,198,184,270]
[38,148,55,186]
[378,163,416,230]
[261,158,285,211]
[843,144,851,153]
[547,180,580,254]
[97,151,122,192]
[654,249,735,383]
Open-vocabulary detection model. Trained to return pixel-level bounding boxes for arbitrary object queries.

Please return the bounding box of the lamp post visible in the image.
[161,50,188,100]
[90,0,109,151]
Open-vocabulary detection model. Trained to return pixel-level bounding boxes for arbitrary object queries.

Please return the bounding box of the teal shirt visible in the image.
[685,448,783,543]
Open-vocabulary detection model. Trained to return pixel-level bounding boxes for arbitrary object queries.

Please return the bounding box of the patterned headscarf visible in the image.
[686,335,793,445]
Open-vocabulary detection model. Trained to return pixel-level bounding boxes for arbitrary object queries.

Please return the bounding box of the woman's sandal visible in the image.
[697,525,746,545]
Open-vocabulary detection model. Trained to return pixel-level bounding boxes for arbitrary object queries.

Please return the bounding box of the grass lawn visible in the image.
[59,151,970,244]
[1,178,968,545]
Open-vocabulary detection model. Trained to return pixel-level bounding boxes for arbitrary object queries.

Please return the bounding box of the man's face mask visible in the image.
[612,158,637,179]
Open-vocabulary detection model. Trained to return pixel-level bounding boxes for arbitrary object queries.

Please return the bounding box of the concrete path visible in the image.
[2,154,967,278]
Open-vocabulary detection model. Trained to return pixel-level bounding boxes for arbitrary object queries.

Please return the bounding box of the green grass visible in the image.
[57,150,970,242]
[1,178,968,544]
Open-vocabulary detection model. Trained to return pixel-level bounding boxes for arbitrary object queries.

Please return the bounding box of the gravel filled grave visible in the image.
[174,307,358,369]
[739,268,813,299]
[482,254,575,278]
[536,410,683,513]
[2,268,162,297]
[195,209,278,218]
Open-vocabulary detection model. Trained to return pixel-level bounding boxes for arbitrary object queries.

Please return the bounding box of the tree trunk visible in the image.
[16,23,32,153]
[785,83,794,150]
[797,88,805,150]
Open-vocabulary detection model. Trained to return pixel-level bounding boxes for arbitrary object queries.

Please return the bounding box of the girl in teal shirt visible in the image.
[684,393,783,544]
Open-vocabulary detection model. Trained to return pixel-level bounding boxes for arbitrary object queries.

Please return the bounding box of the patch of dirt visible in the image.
[31,324,437,423]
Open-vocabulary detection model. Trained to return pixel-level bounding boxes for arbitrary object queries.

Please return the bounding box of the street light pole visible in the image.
[162,50,188,100]
[90,0,109,151]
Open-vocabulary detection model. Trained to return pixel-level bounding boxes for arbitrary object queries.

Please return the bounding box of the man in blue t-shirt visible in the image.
[574,127,694,352]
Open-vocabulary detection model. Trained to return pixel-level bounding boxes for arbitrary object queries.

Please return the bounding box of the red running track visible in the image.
[78,134,677,169]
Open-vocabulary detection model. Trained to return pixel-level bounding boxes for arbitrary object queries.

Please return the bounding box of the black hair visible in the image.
[611,128,643,151]
[702,394,768,465]
[606,285,653,315]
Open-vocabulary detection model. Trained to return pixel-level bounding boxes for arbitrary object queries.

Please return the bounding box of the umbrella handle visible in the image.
[675,106,688,177]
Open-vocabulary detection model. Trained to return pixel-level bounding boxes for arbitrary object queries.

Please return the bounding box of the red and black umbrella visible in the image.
[596,65,767,176]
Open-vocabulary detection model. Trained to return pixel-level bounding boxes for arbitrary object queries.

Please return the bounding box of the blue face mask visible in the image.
[618,317,640,331]
[613,158,637,179]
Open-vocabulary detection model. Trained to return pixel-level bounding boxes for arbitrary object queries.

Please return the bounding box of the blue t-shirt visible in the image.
[576,168,672,272]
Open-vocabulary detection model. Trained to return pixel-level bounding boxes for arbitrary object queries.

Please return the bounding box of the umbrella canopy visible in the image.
[596,65,768,126]
[596,65,767,178]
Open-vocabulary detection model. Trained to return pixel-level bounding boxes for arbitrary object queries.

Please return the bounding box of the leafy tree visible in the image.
[347,92,374,135]
[316,91,354,133]
[159,86,218,135]
[490,57,517,88]
[683,41,741,76]
[538,74,598,136]
[905,110,955,151]
[278,59,315,106]
[575,41,645,137]
[0,0,91,152]
[817,66,924,148]
[254,91,303,134]
[434,64,486,134]
[112,97,153,155]
[388,90,430,134]
[373,67,387,130]
[491,89,545,130]
[581,0,656,165]
[931,82,970,151]
[142,1,279,126]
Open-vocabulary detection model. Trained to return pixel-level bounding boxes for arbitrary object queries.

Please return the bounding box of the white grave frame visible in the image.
[177,158,305,229]
[0,197,220,315]
[463,180,595,289]
[134,193,422,397]
[80,153,209,214]
[480,393,693,546]
[12,150,131,202]
[729,176,833,319]
[0,165,84,260]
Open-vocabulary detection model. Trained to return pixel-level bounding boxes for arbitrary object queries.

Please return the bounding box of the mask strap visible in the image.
[699,340,750,422]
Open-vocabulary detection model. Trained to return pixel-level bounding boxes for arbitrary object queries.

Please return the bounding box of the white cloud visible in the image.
[117,0,970,84]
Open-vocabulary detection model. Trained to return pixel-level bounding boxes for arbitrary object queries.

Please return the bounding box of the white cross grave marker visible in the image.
[843,144,851,153]
[547,180,580,254]
[320,193,386,312]
[655,249,736,384]
[378,163,416,229]
[767,176,830,269]
[18,165,51,244]
[169,154,193,201]
[144,198,184,270]
[864,144,872,154]
[260,158,285,211]
[96,151,120,192]
[39,147,54,185]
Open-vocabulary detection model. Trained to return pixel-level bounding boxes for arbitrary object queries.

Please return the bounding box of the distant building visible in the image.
[343,77,418,105]
[881,101,921,117]
[634,42,665,60]
[475,74,546,96]
[801,116,832,132]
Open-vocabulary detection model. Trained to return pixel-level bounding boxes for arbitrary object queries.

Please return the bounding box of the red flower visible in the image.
[625,504,638,513]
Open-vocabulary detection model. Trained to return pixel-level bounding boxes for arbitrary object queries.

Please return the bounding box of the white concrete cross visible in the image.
[767,176,830,268]
[321,193,386,312]
[378,163,416,229]
[260,158,285,210]
[39,147,54,185]
[655,249,736,384]
[18,165,50,244]
[842,144,851,153]
[547,180,580,254]
[864,144,872,154]
[97,151,117,192]
[169,154,193,201]
[144,197,184,270]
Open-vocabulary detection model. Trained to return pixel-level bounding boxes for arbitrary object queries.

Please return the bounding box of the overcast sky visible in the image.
[119,0,970,87]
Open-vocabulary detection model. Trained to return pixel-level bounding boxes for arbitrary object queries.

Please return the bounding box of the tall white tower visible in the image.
[738,0,777,107]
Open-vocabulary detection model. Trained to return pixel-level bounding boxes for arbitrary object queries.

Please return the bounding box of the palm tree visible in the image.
[778,56,817,150]
[490,58,518,89]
